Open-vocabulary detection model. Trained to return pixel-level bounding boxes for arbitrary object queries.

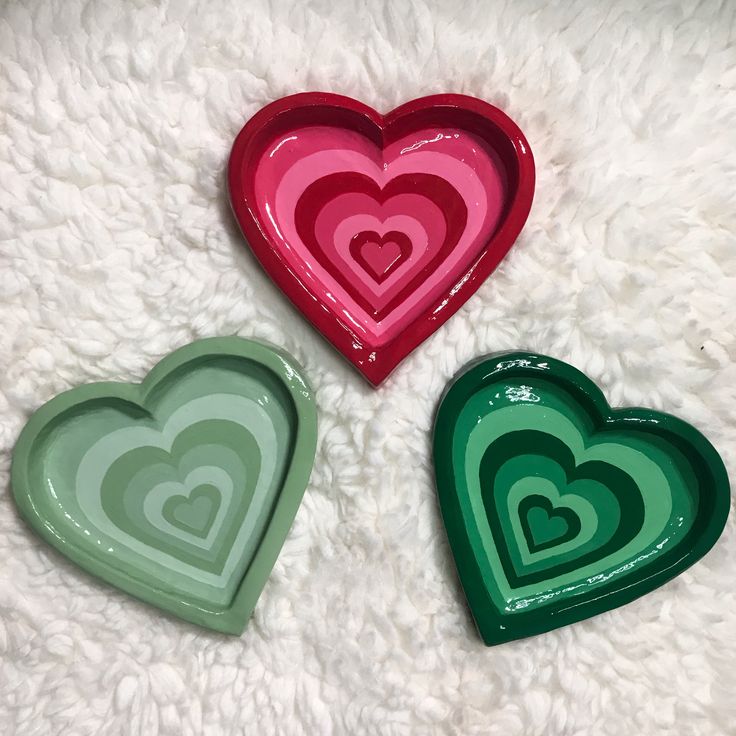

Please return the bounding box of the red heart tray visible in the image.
[229,93,535,385]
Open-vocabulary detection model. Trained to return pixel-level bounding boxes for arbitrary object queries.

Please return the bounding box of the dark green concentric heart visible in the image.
[522,497,580,552]
[12,338,318,634]
[480,433,642,586]
[433,353,730,645]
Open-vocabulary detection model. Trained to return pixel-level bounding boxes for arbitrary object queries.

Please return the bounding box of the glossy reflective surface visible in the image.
[433,353,730,645]
[229,93,535,386]
[12,338,317,634]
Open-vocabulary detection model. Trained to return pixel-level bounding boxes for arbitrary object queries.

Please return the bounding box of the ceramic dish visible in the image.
[229,92,535,386]
[11,337,317,634]
[433,352,730,645]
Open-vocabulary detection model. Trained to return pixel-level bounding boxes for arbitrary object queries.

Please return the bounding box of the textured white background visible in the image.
[1,1,735,734]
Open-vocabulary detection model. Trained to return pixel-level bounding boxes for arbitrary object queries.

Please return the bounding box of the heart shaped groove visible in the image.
[433,353,730,645]
[163,484,220,538]
[11,337,318,634]
[229,93,535,386]
[350,230,412,283]
[520,496,582,553]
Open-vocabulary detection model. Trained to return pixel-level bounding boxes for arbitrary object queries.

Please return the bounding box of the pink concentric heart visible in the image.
[229,93,535,385]
[254,128,505,339]
[295,171,465,319]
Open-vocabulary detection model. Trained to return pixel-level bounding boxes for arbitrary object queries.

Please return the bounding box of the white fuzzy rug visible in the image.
[1,1,735,734]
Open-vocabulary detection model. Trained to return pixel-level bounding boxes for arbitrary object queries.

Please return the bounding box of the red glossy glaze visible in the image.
[228,92,535,386]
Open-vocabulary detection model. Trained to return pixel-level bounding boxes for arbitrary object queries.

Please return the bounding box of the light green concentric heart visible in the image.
[69,395,280,609]
[111,432,254,563]
[12,338,318,634]
[433,352,730,645]
[157,476,224,539]
[145,470,230,544]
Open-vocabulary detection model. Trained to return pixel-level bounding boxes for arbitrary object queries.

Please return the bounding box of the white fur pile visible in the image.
[1,1,734,734]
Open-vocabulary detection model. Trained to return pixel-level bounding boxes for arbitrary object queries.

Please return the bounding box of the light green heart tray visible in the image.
[11,337,317,634]
[433,352,731,645]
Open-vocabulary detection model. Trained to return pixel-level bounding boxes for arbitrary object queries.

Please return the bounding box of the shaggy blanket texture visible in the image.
[1,1,735,734]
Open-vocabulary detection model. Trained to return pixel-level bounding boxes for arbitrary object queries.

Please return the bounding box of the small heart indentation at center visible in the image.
[162,484,221,539]
[349,230,412,283]
[363,240,401,273]
[520,494,582,554]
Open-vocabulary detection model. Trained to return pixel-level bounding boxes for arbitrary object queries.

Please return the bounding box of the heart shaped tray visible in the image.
[11,337,317,634]
[433,353,730,645]
[229,93,535,385]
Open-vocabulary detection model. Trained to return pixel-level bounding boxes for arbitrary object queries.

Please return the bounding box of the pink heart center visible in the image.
[362,239,400,275]
[347,229,413,284]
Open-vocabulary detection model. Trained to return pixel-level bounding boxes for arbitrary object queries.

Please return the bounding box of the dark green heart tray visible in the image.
[433,353,730,645]
[11,337,317,634]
